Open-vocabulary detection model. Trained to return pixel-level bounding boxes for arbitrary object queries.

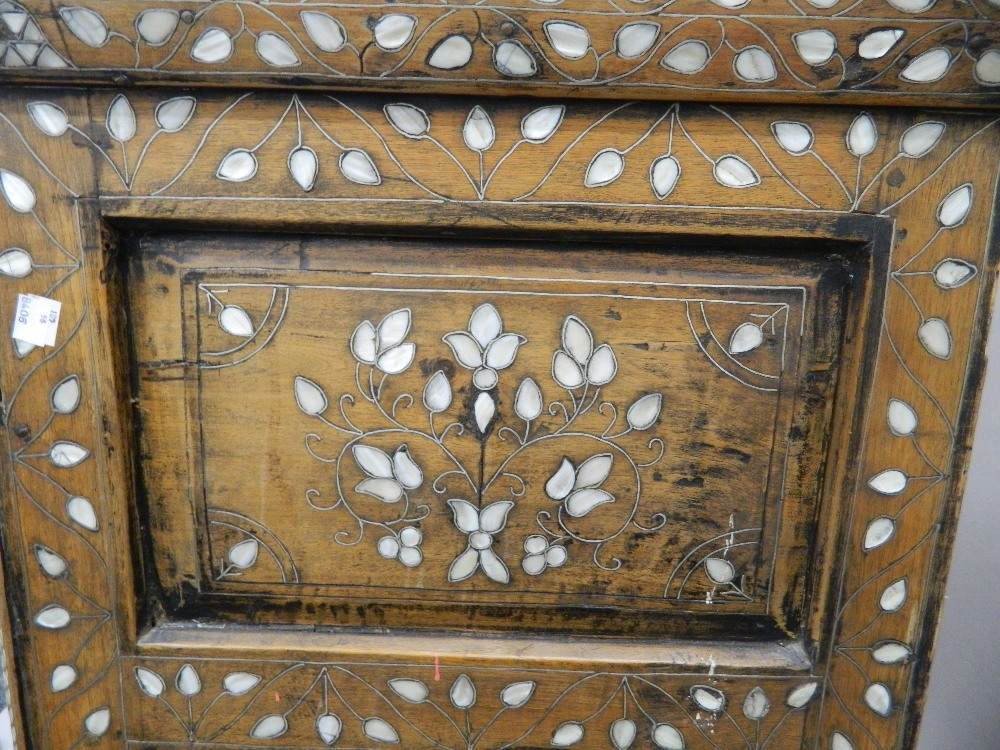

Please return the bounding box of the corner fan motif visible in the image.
[292,303,667,584]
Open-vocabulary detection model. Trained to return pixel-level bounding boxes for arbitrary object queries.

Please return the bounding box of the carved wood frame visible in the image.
[0,89,998,749]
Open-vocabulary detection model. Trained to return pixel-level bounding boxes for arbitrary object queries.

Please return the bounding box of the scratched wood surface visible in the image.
[0,0,999,106]
[0,87,997,750]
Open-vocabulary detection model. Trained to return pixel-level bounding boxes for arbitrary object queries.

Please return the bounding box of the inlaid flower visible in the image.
[350,308,416,374]
[443,303,526,390]
[377,525,423,567]
[544,453,616,517]
[552,316,617,389]
[353,444,423,503]
[446,499,514,583]
[521,535,568,575]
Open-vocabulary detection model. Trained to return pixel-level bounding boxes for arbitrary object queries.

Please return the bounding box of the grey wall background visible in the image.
[916,286,1000,749]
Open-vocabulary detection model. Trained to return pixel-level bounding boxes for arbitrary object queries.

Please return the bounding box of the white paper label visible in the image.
[11,293,61,347]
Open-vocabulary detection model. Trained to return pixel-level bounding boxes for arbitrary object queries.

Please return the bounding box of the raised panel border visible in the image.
[0,90,997,749]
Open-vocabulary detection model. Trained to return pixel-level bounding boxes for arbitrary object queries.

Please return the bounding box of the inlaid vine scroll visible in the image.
[0,90,997,750]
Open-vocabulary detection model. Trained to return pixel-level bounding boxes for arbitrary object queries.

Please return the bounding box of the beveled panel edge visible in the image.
[0,89,998,748]
[0,0,999,106]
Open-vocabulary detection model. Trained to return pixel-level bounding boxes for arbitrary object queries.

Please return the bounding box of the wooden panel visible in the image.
[0,88,997,750]
[0,0,998,106]
[128,238,851,638]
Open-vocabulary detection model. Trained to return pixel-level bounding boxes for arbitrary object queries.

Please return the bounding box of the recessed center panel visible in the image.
[129,236,849,638]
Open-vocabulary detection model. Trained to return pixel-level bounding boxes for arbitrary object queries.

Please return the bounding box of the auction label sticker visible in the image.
[11,293,61,347]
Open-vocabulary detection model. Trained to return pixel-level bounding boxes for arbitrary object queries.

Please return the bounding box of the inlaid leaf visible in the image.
[858,29,904,60]
[51,375,81,414]
[743,687,770,720]
[59,6,109,47]
[294,376,328,416]
[251,714,288,739]
[864,683,892,716]
[545,458,576,501]
[339,149,381,185]
[494,40,537,76]
[223,672,262,695]
[730,322,763,352]
[772,121,814,155]
[886,0,934,10]
[363,717,399,743]
[35,605,71,629]
[831,731,855,750]
[887,399,917,436]
[479,500,513,533]
[34,545,67,578]
[627,393,662,430]
[918,317,952,359]
[67,496,98,531]
[868,469,907,494]
[135,667,166,697]
[463,106,495,151]
[937,184,972,227]
[705,557,735,584]
[228,539,259,569]
[392,446,422,489]
[611,718,637,749]
[154,96,196,132]
[615,22,659,59]
[544,21,590,60]
[847,113,877,157]
[385,103,430,137]
[552,350,585,389]
[51,664,77,692]
[316,714,342,745]
[691,686,725,712]
[552,721,585,746]
[377,342,415,374]
[575,454,612,489]
[565,488,614,517]
[899,121,944,158]
[661,40,710,74]
[427,35,473,70]
[28,102,69,137]
[176,664,202,696]
[976,50,1000,85]
[584,149,625,188]
[288,146,318,191]
[734,46,777,82]
[356,478,403,503]
[650,155,680,199]
[106,94,136,143]
[389,677,429,703]
[136,9,179,47]
[792,29,836,65]
[786,681,819,708]
[900,47,951,83]
[514,378,542,421]
[49,441,90,468]
[653,723,685,749]
[84,708,111,737]
[353,445,394,478]
[217,149,258,182]
[586,344,617,384]
[300,11,346,52]
[879,578,907,612]
[714,156,760,188]
[0,170,35,212]
[423,371,452,413]
[932,259,976,289]
[448,546,480,582]
[500,680,536,707]
[450,674,476,708]
[191,27,233,63]
[872,641,911,664]
[0,247,32,277]
[863,517,896,550]
[521,105,564,143]
[218,305,254,336]
[373,14,417,51]
[256,32,300,67]
[474,391,496,432]
[562,316,593,362]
